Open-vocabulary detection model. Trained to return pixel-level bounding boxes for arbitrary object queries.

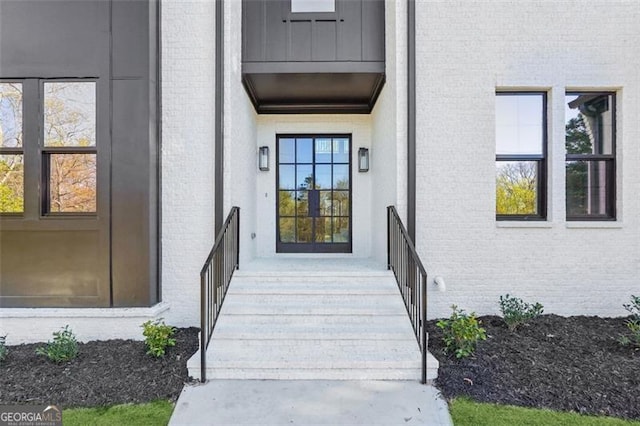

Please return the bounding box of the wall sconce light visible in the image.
[358,147,369,172]
[258,146,269,171]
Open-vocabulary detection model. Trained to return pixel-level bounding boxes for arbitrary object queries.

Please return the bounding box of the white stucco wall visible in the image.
[415,1,640,319]
[161,1,216,327]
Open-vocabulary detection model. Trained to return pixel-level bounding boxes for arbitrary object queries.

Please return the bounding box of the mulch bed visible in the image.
[2,317,638,419]
[428,314,640,420]
[0,327,199,408]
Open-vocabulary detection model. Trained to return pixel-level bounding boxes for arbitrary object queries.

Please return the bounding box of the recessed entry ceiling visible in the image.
[242,71,386,114]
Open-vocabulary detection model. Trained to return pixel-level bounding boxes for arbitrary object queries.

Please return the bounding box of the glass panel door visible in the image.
[276,135,351,253]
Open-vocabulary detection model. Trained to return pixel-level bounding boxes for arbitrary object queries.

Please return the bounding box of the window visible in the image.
[565,92,616,220]
[495,92,547,220]
[291,0,335,13]
[43,81,97,214]
[0,80,97,216]
[0,82,24,213]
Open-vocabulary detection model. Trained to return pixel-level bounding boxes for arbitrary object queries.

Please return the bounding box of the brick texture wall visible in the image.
[161,1,216,327]
[415,1,640,318]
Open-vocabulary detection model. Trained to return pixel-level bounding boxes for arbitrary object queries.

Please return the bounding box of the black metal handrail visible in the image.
[387,206,428,384]
[200,207,240,382]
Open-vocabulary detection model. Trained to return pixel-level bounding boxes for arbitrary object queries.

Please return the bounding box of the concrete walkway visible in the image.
[169,380,453,426]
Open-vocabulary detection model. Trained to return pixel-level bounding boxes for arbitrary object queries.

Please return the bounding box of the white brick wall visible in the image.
[370,0,407,263]
[224,0,259,265]
[415,0,640,318]
[161,1,216,327]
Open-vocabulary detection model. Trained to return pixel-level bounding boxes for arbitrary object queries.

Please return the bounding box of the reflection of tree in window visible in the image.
[49,154,96,213]
[496,162,537,215]
[565,93,614,218]
[44,82,96,213]
[565,115,590,213]
[0,155,23,212]
[0,83,24,212]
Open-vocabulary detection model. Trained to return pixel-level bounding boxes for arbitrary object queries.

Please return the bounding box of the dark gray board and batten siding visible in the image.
[242,0,386,114]
[0,0,159,307]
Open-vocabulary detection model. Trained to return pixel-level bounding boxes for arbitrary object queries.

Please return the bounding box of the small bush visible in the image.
[499,294,544,331]
[0,335,7,362]
[619,295,640,348]
[142,319,176,357]
[436,305,487,359]
[36,325,79,363]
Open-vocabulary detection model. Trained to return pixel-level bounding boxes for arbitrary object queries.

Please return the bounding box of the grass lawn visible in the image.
[64,400,173,426]
[450,398,640,426]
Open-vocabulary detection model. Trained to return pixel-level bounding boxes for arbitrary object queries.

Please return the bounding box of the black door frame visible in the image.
[275,134,353,253]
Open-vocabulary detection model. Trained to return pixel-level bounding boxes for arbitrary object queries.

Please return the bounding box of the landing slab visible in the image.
[169,380,452,426]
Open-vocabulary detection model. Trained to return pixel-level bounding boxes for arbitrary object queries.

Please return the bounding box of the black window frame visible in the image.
[495,91,548,221]
[0,78,99,218]
[40,79,98,216]
[0,79,25,216]
[565,91,616,221]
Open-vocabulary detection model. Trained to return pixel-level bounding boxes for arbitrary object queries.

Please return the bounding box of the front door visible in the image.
[276,135,352,253]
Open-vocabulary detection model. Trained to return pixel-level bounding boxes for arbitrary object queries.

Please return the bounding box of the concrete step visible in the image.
[212,314,416,340]
[227,277,399,295]
[187,261,439,383]
[233,270,393,279]
[187,349,439,381]
[195,367,423,380]
[221,294,408,316]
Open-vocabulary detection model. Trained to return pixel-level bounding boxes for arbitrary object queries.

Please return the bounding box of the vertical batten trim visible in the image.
[215,0,225,233]
[407,0,416,243]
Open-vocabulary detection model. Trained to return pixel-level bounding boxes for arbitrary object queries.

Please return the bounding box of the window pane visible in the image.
[291,0,335,13]
[333,164,349,189]
[566,93,614,155]
[279,191,295,216]
[296,165,313,189]
[319,190,332,216]
[315,164,331,189]
[496,94,543,155]
[0,83,23,148]
[315,217,331,242]
[566,160,613,217]
[0,154,24,213]
[496,161,538,215]
[44,82,96,147]
[296,190,308,217]
[49,153,96,213]
[296,218,312,242]
[279,165,295,189]
[279,138,295,163]
[333,138,349,163]
[315,138,332,163]
[332,190,349,216]
[332,217,349,243]
[279,218,295,242]
[296,138,312,163]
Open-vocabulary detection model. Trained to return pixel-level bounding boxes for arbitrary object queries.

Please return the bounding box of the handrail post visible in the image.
[236,208,240,270]
[421,273,427,384]
[387,206,391,270]
[200,270,207,383]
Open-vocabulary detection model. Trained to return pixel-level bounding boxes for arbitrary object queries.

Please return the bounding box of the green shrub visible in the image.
[36,325,79,363]
[141,319,176,357]
[436,305,487,359]
[499,294,544,331]
[619,295,640,348]
[0,335,7,363]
